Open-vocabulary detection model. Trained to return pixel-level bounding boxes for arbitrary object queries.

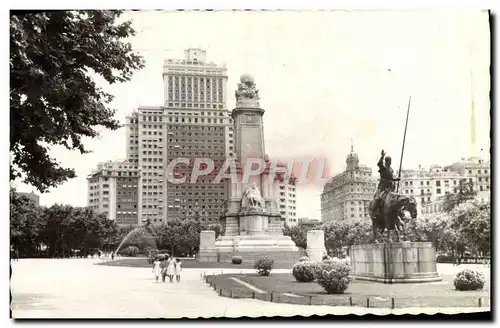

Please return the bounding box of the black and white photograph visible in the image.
[8,4,493,320]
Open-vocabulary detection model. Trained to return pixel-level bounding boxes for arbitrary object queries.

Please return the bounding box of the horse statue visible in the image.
[241,183,265,211]
[368,193,418,243]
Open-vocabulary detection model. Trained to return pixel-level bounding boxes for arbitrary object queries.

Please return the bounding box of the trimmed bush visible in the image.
[120,246,140,257]
[315,260,351,294]
[292,260,318,282]
[232,256,243,264]
[254,258,274,276]
[454,268,485,291]
[299,256,310,262]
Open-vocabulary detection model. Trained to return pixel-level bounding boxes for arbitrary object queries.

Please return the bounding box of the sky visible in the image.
[14,9,491,220]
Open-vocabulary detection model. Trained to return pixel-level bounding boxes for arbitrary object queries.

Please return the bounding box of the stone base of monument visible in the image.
[198,248,218,263]
[215,235,301,263]
[198,231,219,263]
[306,230,326,262]
[349,242,442,284]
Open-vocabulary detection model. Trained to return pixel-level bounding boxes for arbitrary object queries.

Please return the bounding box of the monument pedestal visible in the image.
[306,230,326,262]
[215,214,300,263]
[349,242,442,284]
[215,233,301,263]
[198,231,218,263]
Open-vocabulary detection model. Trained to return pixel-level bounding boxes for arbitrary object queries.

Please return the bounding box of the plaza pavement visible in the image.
[10,259,490,319]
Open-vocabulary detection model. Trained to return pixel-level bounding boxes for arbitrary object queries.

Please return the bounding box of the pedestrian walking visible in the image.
[174,258,182,283]
[160,255,168,282]
[152,258,162,283]
[166,257,176,283]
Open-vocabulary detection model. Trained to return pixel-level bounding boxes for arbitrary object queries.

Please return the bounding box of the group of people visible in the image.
[152,256,182,283]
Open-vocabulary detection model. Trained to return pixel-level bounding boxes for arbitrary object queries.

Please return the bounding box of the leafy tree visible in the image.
[282,223,310,249]
[148,220,225,257]
[10,10,144,192]
[408,199,490,259]
[38,204,73,257]
[449,200,490,257]
[10,188,44,257]
[411,213,457,254]
[38,204,119,257]
[320,218,371,257]
[207,223,224,239]
[443,179,477,213]
[10,187,120,258]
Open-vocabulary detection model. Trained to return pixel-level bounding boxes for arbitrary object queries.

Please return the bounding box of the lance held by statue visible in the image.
[369,150,418,243]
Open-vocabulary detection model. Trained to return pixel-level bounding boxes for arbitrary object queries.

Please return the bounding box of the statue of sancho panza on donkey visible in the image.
[369,149,418,243]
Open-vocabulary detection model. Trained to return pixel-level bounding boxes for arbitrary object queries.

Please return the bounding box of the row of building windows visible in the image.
[142,157,163,163]
[167,151,226,157]
[141,165,164,170]
[142,192,163,196]
[166,103,225,109]
[168,125,226,132]
[166,192,226,197]
[142,151,164,155]
[167,76,224,84]
[166,111,227,117]
[167,94,223,102]
[142,184,163,189]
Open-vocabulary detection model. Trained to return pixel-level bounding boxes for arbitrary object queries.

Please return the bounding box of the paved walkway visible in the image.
[10,259,489,318]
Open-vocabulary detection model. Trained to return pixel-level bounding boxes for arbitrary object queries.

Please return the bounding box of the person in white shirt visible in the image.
[174,258,182,282]
[166,257,176,283]
[152,258,161,283]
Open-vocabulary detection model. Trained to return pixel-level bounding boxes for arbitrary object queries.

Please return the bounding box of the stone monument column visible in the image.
[213,74,299,262]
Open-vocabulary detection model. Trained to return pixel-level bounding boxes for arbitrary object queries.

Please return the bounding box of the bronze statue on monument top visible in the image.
[235,74,260,101]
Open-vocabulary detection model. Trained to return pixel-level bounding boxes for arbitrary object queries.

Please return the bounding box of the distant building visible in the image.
[125,48,232,224]
[16,192,40,207]
[87,160,140,227]
[447,157,491,202]
[298,218,321,227]
[400,156,491,215]
[321,145,377,222]
[277,176,298,226]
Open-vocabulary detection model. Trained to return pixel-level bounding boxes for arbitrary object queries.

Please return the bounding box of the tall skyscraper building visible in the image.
[87,160,140,226]
[277,176,298,226]
[321,145,377,222]
[125,49,233,224]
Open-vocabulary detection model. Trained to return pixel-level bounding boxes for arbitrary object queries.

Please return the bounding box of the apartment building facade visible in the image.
[277,176,298,226]
[400,156,491,215]
[321,147,377,222]
[125,49,233,224]
[87,160,140,226]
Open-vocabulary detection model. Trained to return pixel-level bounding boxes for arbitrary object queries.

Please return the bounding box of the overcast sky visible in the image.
[14,9,490,220]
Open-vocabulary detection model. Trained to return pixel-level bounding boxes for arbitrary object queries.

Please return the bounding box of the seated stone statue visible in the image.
[241,182,264,211]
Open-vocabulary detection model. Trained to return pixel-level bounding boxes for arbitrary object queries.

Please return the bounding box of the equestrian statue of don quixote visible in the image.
[368,97,418,243]
[369,149,418,243]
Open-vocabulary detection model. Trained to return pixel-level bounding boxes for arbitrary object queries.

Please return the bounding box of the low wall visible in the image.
[349,242,442,284]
